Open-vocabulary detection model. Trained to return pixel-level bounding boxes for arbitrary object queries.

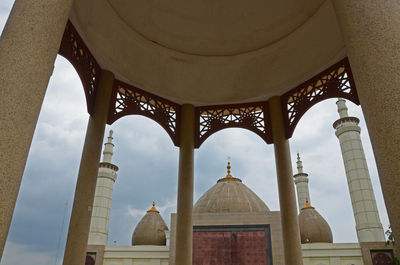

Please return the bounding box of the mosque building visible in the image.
[85,100,393,265]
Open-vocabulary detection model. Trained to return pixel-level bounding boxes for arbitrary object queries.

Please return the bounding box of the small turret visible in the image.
[299,199,333,244]
[132,202,169,246]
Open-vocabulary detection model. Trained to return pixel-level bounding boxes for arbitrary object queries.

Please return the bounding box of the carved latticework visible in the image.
[58,21,101,115]
[107,80,180,146]
[195,102,272,148]
[281,58,360,139]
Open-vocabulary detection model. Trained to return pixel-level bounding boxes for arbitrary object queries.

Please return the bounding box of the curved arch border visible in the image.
[107,79,181,146]
[58,21,101,115]
[280,58,360,139]
[194,102,273,148]
[57,22,361,148]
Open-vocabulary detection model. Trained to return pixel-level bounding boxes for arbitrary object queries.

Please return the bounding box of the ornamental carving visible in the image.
[195,102,272,148]
[58,21,101,115]
[281,58,360,139]
[107,80,180,146]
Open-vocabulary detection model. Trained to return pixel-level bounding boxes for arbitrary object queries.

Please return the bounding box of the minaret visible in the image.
[293,154,311,211]
[88,130,119,245]
[333,99,385,242]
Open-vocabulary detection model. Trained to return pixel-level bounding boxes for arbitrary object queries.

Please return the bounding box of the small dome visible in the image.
[298,200,333,244]
[131,202,169,246]
[193,162,269,213]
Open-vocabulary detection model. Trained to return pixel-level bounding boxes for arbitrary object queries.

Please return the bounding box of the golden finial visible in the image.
[217,161,242,183]
[147,201,159,213]
[226,162,232,178]
[301,199,314,210]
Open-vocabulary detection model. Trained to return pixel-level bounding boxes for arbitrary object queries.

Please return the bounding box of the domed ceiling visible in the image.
[70,0,346,105]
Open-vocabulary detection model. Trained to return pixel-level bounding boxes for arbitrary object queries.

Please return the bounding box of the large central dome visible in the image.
[193,163,269,213]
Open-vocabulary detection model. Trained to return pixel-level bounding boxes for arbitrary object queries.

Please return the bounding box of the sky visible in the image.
[0,1,390,265]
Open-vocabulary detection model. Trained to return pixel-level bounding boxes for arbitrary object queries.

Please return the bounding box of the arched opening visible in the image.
[106,115,179,246]
[1,55,89,264]
[195,127,278,211]
[290,98,389,243]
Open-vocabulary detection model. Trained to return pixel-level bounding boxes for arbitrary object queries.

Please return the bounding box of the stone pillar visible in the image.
[293,153,311,211]
[88,130,119,246]
[63,70,114,265]
[269,96,303,265]
[333,99,385,242]
[0,0,73,260]
[332,0,400,252]
[175,104,195,265]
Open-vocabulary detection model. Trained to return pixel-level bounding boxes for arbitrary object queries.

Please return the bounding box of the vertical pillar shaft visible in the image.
[63,70,114,265]
[332,0,400,253]
[175,104,195,265]
[0,0,73,260]
[269,96,303,265]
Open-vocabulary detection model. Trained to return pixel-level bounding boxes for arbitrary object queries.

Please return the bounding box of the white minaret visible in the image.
[88,130,119,246]
[293,153,311,211]
[333,99,385,242]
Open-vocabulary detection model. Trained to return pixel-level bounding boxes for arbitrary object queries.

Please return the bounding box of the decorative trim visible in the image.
[293,173,309,178]
[281,58,360,139]
[332,117,360,129]
[195,102,272,148]
[99,162,119,172]
[107,79,181,146]
[58,21,101,115]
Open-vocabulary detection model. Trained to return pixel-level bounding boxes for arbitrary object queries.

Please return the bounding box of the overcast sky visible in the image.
[0,1,390,265]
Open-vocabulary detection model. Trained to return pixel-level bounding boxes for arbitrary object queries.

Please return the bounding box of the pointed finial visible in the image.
[217,161,242,183]
[296,153,303,174]
[147,201,159,213]
[107,130,114,144]
[302,198,314,210]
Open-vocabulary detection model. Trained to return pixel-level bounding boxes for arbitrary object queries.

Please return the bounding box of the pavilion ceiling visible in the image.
[69,0,346,106]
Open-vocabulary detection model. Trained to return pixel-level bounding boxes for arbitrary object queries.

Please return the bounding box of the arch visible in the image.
[281,58,360,139]
[58,20,101,115]
[107,79,181,146]
[194,102,273,148]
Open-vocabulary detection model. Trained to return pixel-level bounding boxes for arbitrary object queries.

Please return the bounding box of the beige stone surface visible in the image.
[0,0,73,260]
[334,100,385,243]
[175,104,195,265]
[63,71,115,265]
[193,177,270,214]
[89,134,119,246]
[299,207,333,244]
[103,245,169,265]
[269,96,303,265]
[132,212,168,246]
[332,0,400,254]
[69,0,345,105]
[294,174,311,211]
[302,243,363,265]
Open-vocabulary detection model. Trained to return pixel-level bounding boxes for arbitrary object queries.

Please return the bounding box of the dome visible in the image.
[193,163,269,213]
[131,202,169,246]
[298,200,333,244]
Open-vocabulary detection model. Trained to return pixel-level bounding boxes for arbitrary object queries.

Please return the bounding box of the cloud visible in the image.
[1,241,59,265]
[0,1,390,263]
